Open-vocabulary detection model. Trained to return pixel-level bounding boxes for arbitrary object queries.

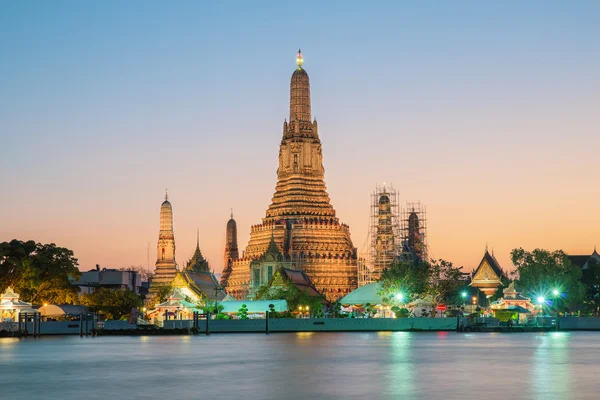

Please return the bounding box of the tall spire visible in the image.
[165,189,168,201]
[230,208,234,219]
[196,228,200,250]
[296,48,303,68]
[289,49,311,123]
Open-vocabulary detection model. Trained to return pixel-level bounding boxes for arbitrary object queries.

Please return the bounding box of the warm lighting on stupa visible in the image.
[296,49,303,68]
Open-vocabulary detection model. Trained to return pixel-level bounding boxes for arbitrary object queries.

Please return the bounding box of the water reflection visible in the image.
[532,333,571,400]
[387,332,416,396]
[0,332,599,399]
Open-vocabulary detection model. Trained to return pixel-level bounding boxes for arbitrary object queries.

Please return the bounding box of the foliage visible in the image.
[581,258,600,315]
[393,307,410,318]
[255,281,324,316]
[238,303,249,319]
[80,288,142,320]
[378,260,428,304]
[199,300,224,314]
[330,300,342,318]
[153,284,172,305]
[511,248,586,312]
[489,275,512,303]
[423,259,465,316]
[0,240,80,305]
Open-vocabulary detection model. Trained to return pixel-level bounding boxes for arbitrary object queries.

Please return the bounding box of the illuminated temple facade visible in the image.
[223,50,358,301]
[150,191,178,294]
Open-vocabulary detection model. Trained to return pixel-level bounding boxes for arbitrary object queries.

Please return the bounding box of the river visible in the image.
[0,331,598,399]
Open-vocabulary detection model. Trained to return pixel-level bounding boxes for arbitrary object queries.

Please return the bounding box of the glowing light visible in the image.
[461,292,467,298]
[537,296,545,304]
[395,293,404,301]
[553,289,559,296]
[296,49,303,68]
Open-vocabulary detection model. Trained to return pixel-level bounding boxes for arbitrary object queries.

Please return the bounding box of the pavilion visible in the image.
[0,287,35,322]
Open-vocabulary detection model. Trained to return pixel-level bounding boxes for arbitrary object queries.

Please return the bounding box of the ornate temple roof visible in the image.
[187,229,210,273]
[471,248,504,287]
[567,248,600,269]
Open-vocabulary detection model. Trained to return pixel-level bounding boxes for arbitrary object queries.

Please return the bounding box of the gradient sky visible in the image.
[1,1,599,275]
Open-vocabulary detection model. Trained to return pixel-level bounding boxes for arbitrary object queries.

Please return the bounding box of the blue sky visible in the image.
[1,1,599,272]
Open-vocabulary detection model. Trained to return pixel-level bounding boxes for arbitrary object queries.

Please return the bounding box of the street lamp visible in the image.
[552,289,559,296]
[396,293,404,302]
[537,296,545,305]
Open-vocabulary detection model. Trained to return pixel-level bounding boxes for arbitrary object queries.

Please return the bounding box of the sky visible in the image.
[1,1,599,275]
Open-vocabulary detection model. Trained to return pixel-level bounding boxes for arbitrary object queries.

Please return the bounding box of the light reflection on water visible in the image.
[0,332,599,400]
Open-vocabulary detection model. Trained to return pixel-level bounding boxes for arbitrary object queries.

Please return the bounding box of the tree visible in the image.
[511,248,586,312]
[154,284,172,305]
[255,280,324,316]
[0,240,80,304]
[378,260,428,304]
[581,258,600,315]
[424,259,465,317]
[238,304,249,319]
[80,288,142,320]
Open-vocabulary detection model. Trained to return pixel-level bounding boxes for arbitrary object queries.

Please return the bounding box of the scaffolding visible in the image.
[358,183,403,287]
[400,201,428,263]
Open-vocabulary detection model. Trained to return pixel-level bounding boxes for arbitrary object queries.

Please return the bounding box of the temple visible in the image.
[223,50,358,301]
[149,191,178,296]
[567,247,600,270]
[186,229,210,273]
[470,247,505,297]
[220,211,239,286]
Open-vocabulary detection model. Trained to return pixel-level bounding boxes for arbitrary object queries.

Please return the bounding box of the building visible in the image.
[470,248,505,297]
[74,265,143,294]
[222,50,358,301]
[0,287,35,322]
[248,233,291,298]
[150,191,178,294]
[400,202,428,264]
[567,248,600,270]
[220,211,239,286]
[186,229,210,273]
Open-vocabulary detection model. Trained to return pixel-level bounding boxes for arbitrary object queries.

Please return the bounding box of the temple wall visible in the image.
[165,317,459,332]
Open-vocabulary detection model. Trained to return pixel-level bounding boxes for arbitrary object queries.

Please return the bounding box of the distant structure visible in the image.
[358,184,402,286]
[222,50,358,301]
[470,247,505,297]
[186,229,210,273]
[400,202,428,264]
[74,265,143,294]
[220,210,239,286]
[567,247,600,270]
[150,191,177,292]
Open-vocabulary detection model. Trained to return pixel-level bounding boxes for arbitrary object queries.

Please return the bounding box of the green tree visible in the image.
[424,259,465,317]
[378,260,428,304]
[255,281,324,316]
[80,288,142,320]
[511,248,586,312]
[0,240,80,304]
[238,303,249,319]
[153,284,172,305]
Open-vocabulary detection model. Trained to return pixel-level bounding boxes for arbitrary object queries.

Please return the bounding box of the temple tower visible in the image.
[224,50,358,301]
[220,210,239,285]
[401,202,428,264]
[187,229,210,273]
[152,191,177,286]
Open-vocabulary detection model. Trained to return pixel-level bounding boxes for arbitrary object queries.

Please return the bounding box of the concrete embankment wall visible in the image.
[560,317,600,330]
[165,317,459,332]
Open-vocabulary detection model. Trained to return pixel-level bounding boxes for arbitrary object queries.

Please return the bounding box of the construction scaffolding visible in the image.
[358,184,403,287]
[400,201,428,263]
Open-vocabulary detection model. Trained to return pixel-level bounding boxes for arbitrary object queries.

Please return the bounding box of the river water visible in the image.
[0,331,598,399]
